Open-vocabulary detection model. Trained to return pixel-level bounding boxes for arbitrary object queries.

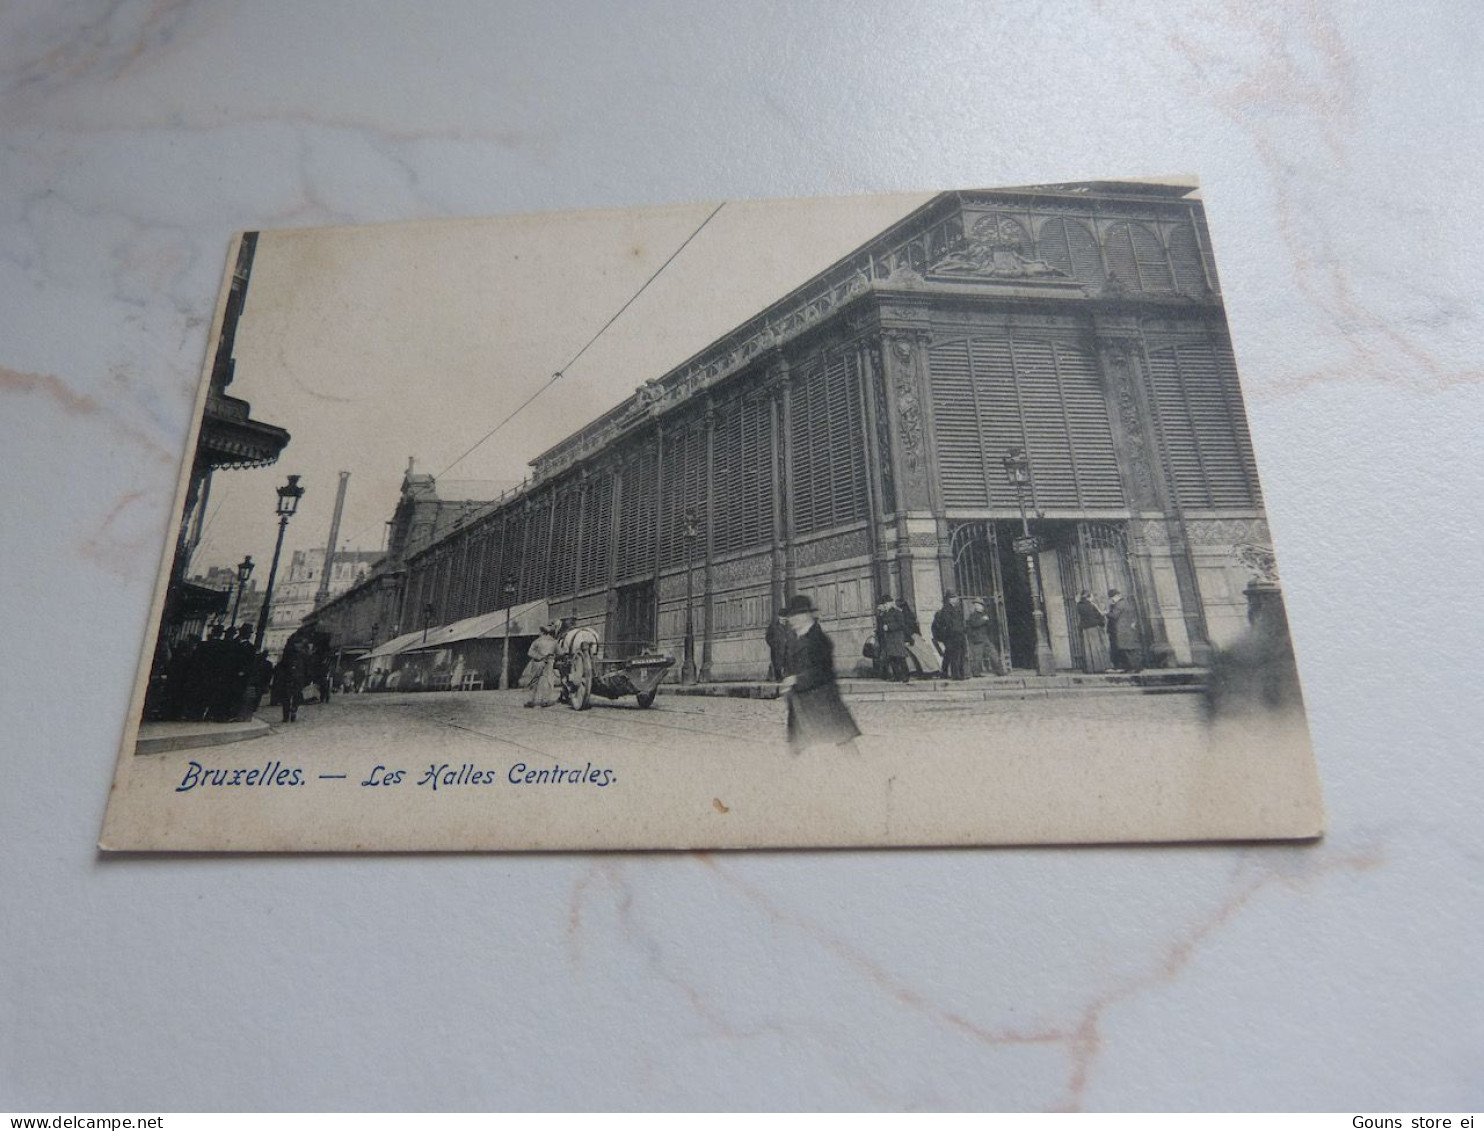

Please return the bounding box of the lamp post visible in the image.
[498,575,517,690]
[254,475,305,652]
[1003,448,1055,677]
[229,554,254,628]
[680,507,699,684]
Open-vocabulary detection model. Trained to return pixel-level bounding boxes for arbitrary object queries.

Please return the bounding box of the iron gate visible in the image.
[949,521,1012,666]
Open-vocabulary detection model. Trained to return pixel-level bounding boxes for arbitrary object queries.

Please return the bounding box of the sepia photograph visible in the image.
[100,178,1323,851]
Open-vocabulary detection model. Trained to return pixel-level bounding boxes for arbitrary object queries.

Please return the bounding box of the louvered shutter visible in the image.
[711,392,771,555]
[1053,340,1126,509]
[1037,216,1105,284]
[1037,218,1074,277]
[659,419,705,569]
[578,471,612,591]
[1167,224,1207,295]
[789,351,868,534]
[519,501,549,601]
[927,339,987,507]
[547,488,578,596]
[1145,337,1260,508]
[825,351,866,528]
[1103,223,1139,289]
[740,391,771,549]
[1065,218,1105,284]
[1131,223,1173,290]
[931,334,1124,511]
[713,401,741,555]
[1194,213,1222,294]
[617,443,656,581]
[1005,338,1078,509]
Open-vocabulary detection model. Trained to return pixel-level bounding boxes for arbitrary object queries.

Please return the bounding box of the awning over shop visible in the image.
[361,600,550,662]
[177,581,231,619]
[401,599,550,654]
[361,628,430,663]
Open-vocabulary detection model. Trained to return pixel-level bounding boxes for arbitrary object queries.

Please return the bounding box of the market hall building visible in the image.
[308,181,1273,685]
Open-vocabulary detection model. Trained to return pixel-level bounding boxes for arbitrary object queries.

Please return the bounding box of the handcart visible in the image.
[556,643,675,711]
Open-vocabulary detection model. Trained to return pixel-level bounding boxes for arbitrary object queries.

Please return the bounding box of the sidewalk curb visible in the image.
[134,719,272,756]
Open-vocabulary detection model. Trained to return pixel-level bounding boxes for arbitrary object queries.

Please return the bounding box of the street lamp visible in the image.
[254,475,305,652]
[1002,448,1055,677]
[229,554,255,627]
[498,574,518,690]
[681,507,699,684]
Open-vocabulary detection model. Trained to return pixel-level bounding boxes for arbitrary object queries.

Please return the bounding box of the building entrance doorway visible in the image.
[954,519,1138,672]
[995,532,1041,670]
[613,581,656,659]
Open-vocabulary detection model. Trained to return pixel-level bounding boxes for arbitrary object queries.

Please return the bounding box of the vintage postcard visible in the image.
[100,178,1324,851]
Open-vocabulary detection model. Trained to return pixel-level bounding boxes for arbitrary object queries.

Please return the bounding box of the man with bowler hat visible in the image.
[778,594,860,754]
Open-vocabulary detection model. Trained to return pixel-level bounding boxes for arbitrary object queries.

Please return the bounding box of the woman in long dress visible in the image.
[779,594,861,754]
[522,622,561,708]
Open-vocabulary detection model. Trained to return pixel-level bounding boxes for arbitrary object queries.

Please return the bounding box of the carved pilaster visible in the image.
[1092,326,1164,514]
[878,327,943,610]
[767,375,785,612]
[879,329,933,513]
[701,401,716,681]
[604,468,622,640]
[651,424,664,618]
[854,341,889,598]
[774,356,796,599]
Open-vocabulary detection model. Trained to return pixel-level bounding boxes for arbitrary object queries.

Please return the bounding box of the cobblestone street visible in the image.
[239,682,1215,764]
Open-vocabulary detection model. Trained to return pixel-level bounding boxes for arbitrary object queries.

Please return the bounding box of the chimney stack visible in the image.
[315,471,351,608]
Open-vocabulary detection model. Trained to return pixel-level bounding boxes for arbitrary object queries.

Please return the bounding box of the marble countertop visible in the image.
[2,1,1479,1111]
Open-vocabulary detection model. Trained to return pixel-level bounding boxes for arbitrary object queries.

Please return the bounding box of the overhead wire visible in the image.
[435,199,726,479]
[332,199,727,554]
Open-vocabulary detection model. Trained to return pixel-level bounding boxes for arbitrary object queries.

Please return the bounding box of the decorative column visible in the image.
[651,424,665,643]
[877,326,943,616]
[774,355,797,600]
[701,401,716,681]
[767,374,785,613]
[1090,316,1190,665]
[854,338,890,600]
[604,464,622,642]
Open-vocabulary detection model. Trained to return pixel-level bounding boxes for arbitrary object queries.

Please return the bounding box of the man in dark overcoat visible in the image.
[875,593,910,683]
[932,590,968,681]
[779,594,860,754]
[193,624,230,721]
[1105,588,1143,673]
[271,641,308,723]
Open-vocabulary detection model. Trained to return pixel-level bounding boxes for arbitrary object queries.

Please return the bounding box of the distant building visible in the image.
[261,547,382,656]
[190,566,262,630]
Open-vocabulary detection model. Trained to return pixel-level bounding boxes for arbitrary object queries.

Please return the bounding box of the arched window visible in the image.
[1103,222,1172,291]
[1036,217,1105,284]
[970,213,1030,253]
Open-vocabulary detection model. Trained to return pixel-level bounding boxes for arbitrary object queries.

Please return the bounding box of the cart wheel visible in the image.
[635,688,657,709]
[568,649,593,711]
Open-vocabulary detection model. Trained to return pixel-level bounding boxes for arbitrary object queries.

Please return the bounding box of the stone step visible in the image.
[670,670,1206,702]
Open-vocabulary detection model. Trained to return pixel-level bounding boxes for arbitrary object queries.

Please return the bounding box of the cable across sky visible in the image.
[435,199,727,480]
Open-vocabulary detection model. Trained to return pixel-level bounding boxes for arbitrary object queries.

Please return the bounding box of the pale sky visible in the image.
[191,190,932,574]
